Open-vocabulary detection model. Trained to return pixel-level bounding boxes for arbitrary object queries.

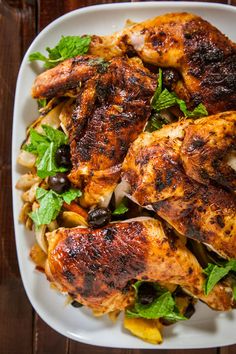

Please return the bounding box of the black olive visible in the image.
[138,283,157,305]
[48,172,70,194]
[162,68,180,91]
[184,302,195,319]
[71,300,83,308]
[87,207,111,228]
[55,144,72,168]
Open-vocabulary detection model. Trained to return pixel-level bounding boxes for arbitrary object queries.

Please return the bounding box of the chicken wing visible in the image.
[122,114,236,259]
[89,13,236,114]
[46,218,235,314]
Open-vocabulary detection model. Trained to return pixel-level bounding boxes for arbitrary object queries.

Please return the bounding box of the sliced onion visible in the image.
[17,150,36,168]
[16,173,41,191]
[114,180,130,206]
[35,224,48,253]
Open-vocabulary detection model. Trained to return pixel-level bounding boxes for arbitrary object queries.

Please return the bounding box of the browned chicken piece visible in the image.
[122,116,236,259]
[89,12,236,114]
[67,57,155,206]
[45,218,235,314]
[31,55,156,206]
[31,55,103,99]
[181,111,236,191]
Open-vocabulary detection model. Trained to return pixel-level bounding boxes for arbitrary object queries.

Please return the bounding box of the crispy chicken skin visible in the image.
[67,57,155,206]
[122,115,236,259]
[31,55,101,99]
[46,218,235,314]
[31,56,156,206]
[89,13,236,114]
[181,112,236,191]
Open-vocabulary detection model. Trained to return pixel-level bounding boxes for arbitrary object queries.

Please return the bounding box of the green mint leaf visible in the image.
[203,262,234,295]
[23,125,69,178]
[37,99,47,109]
[151,68,208,118]
[152,88,177,111]
[227,259,236,272]
[112,200,128,215]
[62,188,82,204]
[145,113,168,132]
[127,281,186,321]
[29,36,91,68]
[36,187,48,200]
[30,187,83,227]
[42,125,68,146]
[29,189,63,226]
[29,52,48,63]
[177,99,208,118]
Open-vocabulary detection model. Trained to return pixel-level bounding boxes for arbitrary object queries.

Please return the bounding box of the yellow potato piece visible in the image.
[61,211,88,227]
[30,243,47,270]
[123,317,163,344]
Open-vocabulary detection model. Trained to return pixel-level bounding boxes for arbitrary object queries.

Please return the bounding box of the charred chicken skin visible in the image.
[89,12,236,114]
[122,113,236,259]
[181,112,236,191]
[46,218,235,314]
[32,56,156,207]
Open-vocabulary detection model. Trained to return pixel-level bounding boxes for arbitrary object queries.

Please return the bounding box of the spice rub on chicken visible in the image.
[46,218,235,314]
[32,56,156,207]
[122,113,236,259]
[89,12,236,114]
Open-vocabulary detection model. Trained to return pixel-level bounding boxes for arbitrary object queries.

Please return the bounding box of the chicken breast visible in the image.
[32,56,156,207]
[89,12,236,114]
[46,218,235,314]
[122,114,236,259]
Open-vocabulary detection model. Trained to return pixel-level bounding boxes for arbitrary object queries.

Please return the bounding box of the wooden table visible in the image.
[0,0,235,353]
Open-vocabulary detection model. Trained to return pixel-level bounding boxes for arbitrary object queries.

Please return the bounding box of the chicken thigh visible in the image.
[46,218,235,314]
[89,13,236,114]
[122,114,236,259]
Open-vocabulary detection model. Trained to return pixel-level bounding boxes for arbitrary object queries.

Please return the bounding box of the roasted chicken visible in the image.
[46,218,235,314]
[89,12,236,114]
[32,56,156,207]
[181,112,236,191]
[122,113,236,259]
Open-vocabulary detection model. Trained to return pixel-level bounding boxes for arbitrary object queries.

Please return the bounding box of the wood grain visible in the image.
[0,0,235,353]
[0,1,35,354]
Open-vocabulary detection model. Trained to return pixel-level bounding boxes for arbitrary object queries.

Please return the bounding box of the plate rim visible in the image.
[12,1,236,349]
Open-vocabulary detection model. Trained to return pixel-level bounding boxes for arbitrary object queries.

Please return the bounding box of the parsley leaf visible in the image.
[30,187,82,227]
[204,259,236,295]
[126,281,186,321]
[23,125,69,178]
[151,68,208,118]
[29,35,91,68]
[112,199,129,215]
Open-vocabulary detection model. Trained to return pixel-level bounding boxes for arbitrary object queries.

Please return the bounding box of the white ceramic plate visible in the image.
[12,1,236,349]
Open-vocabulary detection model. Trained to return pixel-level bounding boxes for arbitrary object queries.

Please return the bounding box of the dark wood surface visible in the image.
[0,0,235,353]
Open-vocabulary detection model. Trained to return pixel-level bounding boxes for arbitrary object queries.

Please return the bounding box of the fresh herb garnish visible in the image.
[145,113,168,132]
[23,125,69,178]
[37,98,47,109]
[203,259,236,295]
[126,281,186,321]
[112,199,129,215]
[29,187,82,227]
[29,35,91,68]
[151,68,208,118]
